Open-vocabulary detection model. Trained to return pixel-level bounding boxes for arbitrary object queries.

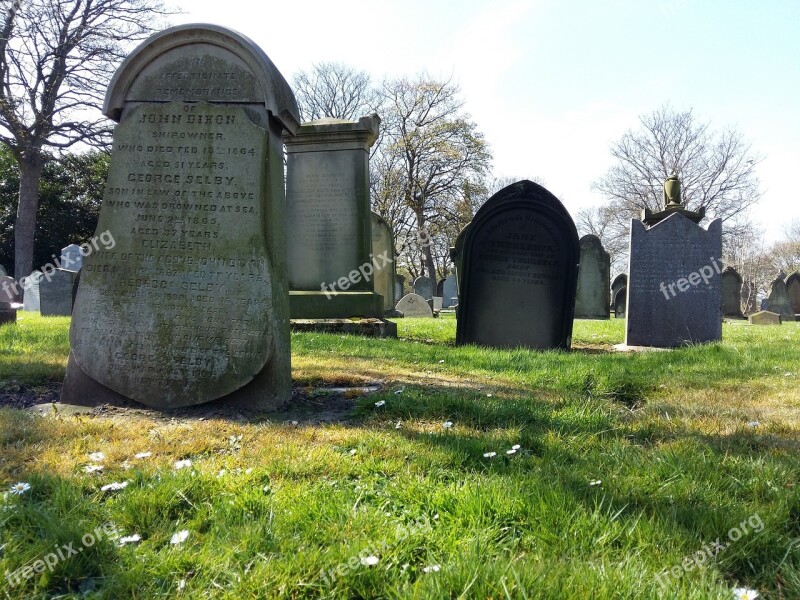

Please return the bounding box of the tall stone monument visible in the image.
[63,25,299,409]
[625,176,722,347]
[766,274,794,322]
[784,272,800,317]
[370,212,396,313]
[574,234,610,319]
[456,180,579,349]
[285,116,382,319]
[721,266,744,318]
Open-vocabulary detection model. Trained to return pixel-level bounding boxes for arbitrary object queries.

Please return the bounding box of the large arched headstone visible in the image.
[456,180,579,349]
[63,25,299,409]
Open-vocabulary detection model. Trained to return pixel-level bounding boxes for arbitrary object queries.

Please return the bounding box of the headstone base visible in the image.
[612,343,672,352]
[61,351,291,411]
[0,307,17,326]
[289,291,384,319]
[290,318,397,338]
[748,311,782,325]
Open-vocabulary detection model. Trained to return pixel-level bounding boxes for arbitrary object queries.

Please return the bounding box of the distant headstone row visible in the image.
[7,24,769,412]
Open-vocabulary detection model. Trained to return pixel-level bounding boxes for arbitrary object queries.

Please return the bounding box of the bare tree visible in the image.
[375,74,491,280]
[591,104,763,274]
[291,62,381,122]
[0,0,172,280]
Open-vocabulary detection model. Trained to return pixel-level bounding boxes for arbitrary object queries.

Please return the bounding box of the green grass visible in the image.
[1,314,799,598]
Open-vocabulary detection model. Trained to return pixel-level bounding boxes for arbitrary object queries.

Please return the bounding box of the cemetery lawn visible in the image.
[1,314,799,599]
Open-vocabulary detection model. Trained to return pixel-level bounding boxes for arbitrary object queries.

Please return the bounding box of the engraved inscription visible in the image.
[71,102,273,404]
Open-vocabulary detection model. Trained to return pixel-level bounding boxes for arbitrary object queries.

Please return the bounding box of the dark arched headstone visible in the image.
[456,180,579,349]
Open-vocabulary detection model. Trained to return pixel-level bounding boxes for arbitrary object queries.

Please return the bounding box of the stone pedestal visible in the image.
[285,116,383,319]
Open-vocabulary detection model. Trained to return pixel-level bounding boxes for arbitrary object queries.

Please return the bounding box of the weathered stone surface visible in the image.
[371,212,396,312]
[0,275,21,303]
[785,272,800,316]
[396,293,433,317]
[285,116,382,318]
[722,266,744,318]
[0,264,6,277]
[625,214,722,347]
[456,180,579,349]
[40,269,76,316]
[60,244,84,272]
[22,271,42,312]
[432,297,443,311]
[442,275,457,308]
[749,310,782,325]
[413,276,434,301]
[290,318,397,338]
[766,275,794,321]
[574,234,610,319]
[63,25,298,410]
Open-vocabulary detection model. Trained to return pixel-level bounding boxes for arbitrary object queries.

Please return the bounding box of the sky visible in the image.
[170,0,800,242]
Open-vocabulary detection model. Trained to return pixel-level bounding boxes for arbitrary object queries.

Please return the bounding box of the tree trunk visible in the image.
[14,157,45,281]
